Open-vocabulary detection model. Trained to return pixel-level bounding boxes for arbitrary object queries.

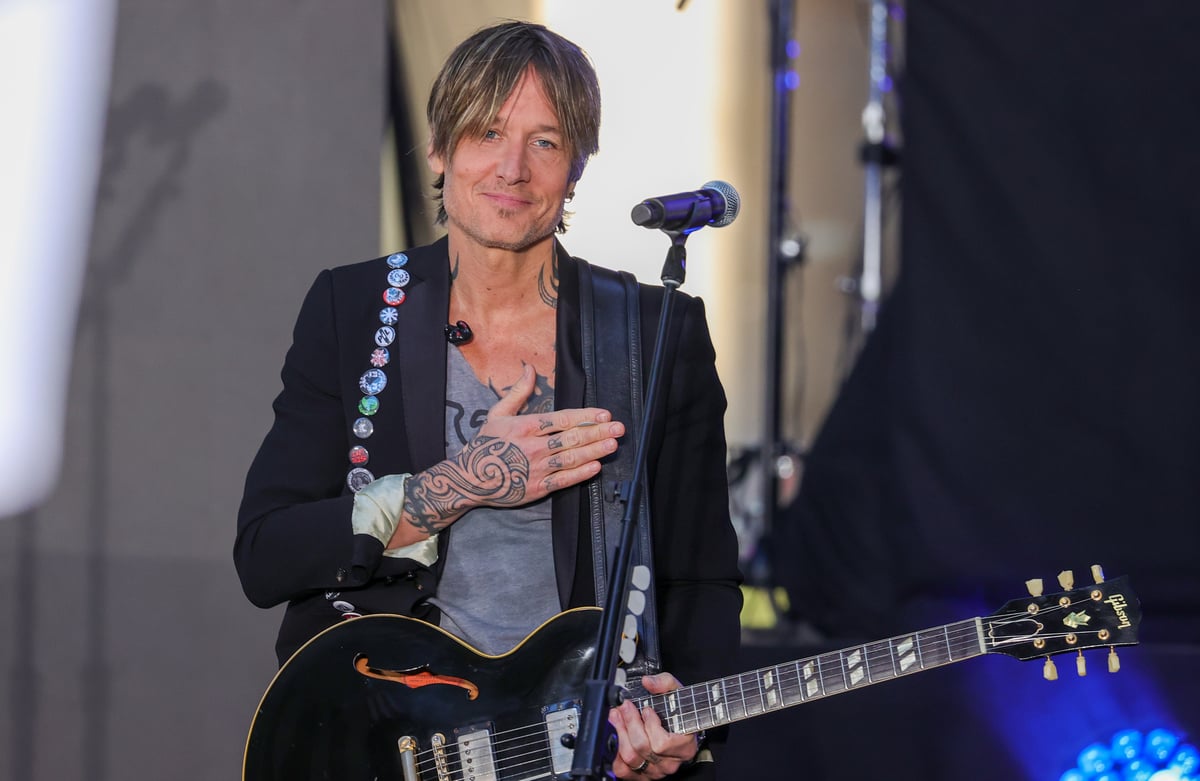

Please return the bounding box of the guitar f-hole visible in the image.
[354,655,480,700]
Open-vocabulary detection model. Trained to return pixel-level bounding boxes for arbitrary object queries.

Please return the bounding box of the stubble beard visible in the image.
[451,202,564,254]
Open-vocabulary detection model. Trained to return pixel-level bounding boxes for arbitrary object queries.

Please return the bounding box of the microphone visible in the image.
[630,180,740,232]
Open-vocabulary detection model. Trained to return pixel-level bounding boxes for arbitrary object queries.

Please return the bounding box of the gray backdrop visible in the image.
[0,2,386,779]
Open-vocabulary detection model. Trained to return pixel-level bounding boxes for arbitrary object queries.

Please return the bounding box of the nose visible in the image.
[495,138,530,185]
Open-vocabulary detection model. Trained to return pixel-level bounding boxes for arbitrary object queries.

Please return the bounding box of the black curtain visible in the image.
[776,0,1200,646]
[727,4,1200,777]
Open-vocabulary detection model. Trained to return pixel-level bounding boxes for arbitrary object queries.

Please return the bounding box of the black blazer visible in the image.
[235,237,742,704]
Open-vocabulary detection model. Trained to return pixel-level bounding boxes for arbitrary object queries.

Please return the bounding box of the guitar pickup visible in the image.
[456,725,498,781]
[544,702,581,777]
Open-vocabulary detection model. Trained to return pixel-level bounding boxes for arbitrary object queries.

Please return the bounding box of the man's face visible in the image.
[429,68,576,254]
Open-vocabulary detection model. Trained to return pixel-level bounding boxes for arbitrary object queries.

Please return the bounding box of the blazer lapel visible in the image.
[553,244,586,607]
[393,236,452,470]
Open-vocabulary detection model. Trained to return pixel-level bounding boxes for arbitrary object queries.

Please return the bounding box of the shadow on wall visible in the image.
[8,79,229,781]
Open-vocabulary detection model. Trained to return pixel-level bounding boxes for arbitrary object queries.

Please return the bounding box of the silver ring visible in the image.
[634,758,650,773]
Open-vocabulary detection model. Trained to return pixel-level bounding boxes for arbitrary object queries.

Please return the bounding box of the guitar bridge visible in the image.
[431,733,450,779]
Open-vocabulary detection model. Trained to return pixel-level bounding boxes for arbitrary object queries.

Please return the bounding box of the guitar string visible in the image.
[416,734,558,780]
[409,620,994,777]
[666,628,1061,727]
[431,738,561,779]
[412,724,543,770]
[637,603,1110,731]
[406,601,1111,770]
[413,720,556,776]
[413,624,1003,774]
[635,621,991,731]
[410,620,1000,777]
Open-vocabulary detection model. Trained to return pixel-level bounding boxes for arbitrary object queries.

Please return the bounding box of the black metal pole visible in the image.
[570,234,689,779]
[760,0,800,589]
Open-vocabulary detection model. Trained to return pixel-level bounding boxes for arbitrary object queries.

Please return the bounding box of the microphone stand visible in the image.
[570,230,689,779]
[840,0,900,375]
[855,0,896,337]
[757,0,805,621]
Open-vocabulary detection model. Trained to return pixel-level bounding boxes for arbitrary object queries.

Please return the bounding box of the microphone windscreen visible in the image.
[702,180,740,228]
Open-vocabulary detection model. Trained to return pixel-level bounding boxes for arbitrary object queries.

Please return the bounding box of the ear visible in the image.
[427,140,445,176]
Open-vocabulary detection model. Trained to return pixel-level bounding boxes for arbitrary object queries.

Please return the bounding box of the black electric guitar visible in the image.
[243,570,1140,780]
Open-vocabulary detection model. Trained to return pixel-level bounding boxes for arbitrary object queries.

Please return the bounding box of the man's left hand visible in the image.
[609,673,699,779]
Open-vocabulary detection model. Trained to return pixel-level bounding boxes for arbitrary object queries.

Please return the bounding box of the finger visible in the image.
[636,711,696,772]
[537,460,603,495]
[622,702,678,778]
[545,435,619,473]
[640,673,681,694]
[609,706,644,777]
[488,364,536,418]
[528,407,614,436]
[545,420,624,453]
[619,700,651,754]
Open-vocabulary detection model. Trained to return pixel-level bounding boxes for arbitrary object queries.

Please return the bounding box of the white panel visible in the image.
[0,0,117,516]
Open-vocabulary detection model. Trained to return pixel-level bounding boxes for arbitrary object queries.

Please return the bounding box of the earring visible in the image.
[566,191,575,203]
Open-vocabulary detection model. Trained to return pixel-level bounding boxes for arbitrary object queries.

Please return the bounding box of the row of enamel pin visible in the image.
[346,252,411,493]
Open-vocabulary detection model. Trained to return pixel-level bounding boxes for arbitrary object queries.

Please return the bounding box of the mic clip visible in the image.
[444,320,474,345]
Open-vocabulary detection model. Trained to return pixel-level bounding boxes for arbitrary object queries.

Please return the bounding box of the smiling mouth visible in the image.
[483,192,533,208]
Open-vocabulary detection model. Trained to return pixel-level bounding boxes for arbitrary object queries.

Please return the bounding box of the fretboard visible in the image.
[635,617,986,734]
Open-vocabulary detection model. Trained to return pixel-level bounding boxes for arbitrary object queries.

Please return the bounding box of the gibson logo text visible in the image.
[1105,593,1132,630]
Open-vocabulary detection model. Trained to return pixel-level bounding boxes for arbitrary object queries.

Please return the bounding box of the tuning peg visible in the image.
[1091,564,1106,584]
[1044,657,1058,681]
[1058,570,1075,590]
[1108,648,1120,673]
[1076,650,1087,677]
[1026,578,1044,597]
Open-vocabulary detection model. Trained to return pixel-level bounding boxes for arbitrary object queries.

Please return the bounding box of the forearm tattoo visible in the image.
[404,435,530,534]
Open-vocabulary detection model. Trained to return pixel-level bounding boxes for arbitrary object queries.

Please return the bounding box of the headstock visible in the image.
[982,565,1140,678]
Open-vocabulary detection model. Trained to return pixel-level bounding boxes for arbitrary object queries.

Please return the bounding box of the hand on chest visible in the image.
[454,333,556,415]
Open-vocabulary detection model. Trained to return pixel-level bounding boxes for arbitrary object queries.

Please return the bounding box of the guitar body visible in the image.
[243,607,602,781]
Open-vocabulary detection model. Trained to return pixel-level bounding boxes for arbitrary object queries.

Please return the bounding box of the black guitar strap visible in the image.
[577,259,660,678]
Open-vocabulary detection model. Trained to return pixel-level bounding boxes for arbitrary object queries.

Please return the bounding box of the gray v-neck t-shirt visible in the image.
[427,345,560,655]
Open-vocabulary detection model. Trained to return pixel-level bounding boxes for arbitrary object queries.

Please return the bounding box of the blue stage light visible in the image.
[1147,729,1182,764]
[1125,758,1156,781]
[1170,743,1199,775]
[1062,728,1191,781]
[1079,743,1115,776]
[1114,730,1145,763]
[1146,770,1182,781]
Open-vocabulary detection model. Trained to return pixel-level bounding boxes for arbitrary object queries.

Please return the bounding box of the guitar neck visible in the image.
[634,618,986,735]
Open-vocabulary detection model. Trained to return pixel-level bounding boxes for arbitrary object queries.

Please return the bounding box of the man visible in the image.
[235,20,741,780]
